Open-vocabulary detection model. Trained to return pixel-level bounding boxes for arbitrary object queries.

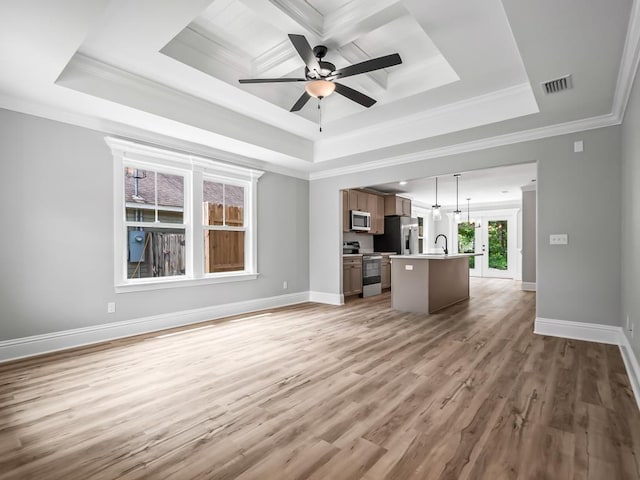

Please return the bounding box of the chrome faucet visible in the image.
[435,234,448,254]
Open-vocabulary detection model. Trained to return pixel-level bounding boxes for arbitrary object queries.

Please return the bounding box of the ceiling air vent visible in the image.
[541,74,573,94]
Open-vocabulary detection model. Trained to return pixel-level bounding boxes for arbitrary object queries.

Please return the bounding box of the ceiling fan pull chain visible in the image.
[318,98,322,133]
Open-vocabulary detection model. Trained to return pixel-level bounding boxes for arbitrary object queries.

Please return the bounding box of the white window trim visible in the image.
[106,137,263,292]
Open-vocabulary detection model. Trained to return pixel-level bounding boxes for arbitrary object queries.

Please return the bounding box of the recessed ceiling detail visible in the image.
[1,0,633,177]
[162,0,459,123]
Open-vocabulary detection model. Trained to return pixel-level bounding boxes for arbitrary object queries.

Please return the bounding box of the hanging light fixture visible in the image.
[466,197,472,225]
[432,177,441,221]
[453,174,462,223]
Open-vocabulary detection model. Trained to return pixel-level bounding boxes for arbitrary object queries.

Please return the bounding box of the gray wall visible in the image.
[622,67,640,361]
[310,126,622,326]
[0,109,309,340]
[536,130,620,324]
[521,189,537,284]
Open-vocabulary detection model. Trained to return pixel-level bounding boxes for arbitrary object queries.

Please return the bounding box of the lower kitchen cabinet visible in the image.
[343,256,363,297]
[381,255,391,289]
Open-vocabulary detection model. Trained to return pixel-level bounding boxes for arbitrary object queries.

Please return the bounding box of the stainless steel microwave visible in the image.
[351,210,371,231]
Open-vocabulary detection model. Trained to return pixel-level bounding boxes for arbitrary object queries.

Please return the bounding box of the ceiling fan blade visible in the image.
[239,78,306,84]
[334,83,376,108]
[290,91,311,112]
[288,34,321,74]
[331,53,402,79]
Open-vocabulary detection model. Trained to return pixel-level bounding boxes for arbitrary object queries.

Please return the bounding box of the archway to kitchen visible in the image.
[340,162,537,301]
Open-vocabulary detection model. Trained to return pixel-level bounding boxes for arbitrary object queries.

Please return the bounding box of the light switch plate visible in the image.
[405,265,414,270]
[574,140,583,153]
[549,234,568,245]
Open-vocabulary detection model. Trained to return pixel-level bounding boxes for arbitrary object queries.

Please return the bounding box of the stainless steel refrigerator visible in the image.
[374,216,419,255]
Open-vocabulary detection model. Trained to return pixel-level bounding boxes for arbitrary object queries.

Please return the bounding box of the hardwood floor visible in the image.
[0,278,638,479]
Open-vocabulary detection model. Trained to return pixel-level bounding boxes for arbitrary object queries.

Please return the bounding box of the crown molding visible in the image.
[253,39,297,77]
[314,82,537,163]
[0,94,309,180]
[269,0,323,38]
[613,0,640,121]
[174,26,251,72]
[309,112,619,180]
[322,0,403,43]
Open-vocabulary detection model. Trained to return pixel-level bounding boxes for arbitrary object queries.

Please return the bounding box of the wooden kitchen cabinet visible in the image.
[367,193,384,234]
[348,189,368,212]
[343,189,384,234]
[402,197,411,216]
[381,255,391,289]
[376,195,384,234]
[343,256,363,297]
[384,195,412,217]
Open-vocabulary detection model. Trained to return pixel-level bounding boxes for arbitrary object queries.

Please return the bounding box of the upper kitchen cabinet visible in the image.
[342,189,385,234]
[367,194,384,234]
[384,195,412,217]
[348,189,369,212]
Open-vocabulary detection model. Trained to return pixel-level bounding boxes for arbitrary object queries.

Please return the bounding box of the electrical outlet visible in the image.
[549,234,568,245]
[283,281,288,290]
[107,302,116,314]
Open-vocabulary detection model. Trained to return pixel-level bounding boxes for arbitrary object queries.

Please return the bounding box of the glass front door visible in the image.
[457,221,480,275]
[452,210,518,279]
[481,215,516,279]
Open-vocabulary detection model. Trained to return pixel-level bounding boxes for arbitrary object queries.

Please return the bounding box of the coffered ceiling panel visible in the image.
[162,0,459,123]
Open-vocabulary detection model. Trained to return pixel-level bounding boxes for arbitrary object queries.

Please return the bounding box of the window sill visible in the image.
[115,272,260,293]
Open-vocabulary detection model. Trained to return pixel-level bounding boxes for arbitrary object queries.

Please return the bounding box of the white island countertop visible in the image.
[389,253,483,260]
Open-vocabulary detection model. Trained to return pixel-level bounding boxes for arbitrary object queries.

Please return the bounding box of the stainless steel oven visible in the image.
[362,254,382,297]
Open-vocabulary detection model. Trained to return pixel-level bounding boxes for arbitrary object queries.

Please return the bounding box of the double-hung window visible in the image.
[107,137,263,291]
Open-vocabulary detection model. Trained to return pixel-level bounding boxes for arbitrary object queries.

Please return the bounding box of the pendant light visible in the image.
[466,197,481,228]
[453,174,462,223]
[432,177,442,221]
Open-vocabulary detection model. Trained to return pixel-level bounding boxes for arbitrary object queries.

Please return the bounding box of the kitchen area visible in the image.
[343,188,480,314]
[341,163,535,313]
[341,189,418,299]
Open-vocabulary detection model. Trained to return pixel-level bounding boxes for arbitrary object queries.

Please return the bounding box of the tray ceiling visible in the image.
[0,0,635,177]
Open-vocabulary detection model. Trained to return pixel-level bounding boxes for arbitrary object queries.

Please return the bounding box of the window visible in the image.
[106,137,263,291]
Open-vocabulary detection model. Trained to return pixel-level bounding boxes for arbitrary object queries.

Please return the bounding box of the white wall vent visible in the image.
[541,74,573,94]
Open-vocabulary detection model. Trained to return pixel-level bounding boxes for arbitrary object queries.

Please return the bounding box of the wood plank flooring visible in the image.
[0,278,639,479]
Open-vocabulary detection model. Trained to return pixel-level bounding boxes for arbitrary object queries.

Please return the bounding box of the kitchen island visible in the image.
[389,253,482,314]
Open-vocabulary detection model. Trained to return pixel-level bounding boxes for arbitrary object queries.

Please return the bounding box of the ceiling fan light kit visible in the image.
[305,80,335,98]
[238,33,402,130]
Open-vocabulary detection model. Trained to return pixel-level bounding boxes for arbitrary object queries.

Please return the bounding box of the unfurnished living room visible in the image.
[1,1,640,479]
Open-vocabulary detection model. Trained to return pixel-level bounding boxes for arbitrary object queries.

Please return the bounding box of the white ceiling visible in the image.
[0,0,636,178]
[370,163,537,207]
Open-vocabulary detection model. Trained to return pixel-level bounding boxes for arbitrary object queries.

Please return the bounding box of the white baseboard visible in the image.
[309,291,343,305]
[0,291,310,363]
[619,332,640,413]
[534,317,640,412]
[521,281,536,291]
[534,317,620,345]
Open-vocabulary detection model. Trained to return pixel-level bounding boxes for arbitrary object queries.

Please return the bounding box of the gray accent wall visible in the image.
[622,67,640,361]
[310,126,622,326]
[0,109,309,341]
